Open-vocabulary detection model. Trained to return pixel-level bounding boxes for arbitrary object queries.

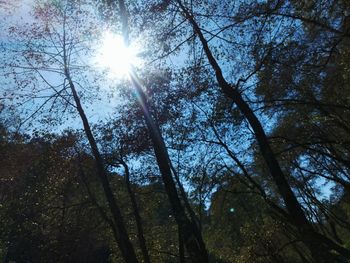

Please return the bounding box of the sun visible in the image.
[97,32,141,78]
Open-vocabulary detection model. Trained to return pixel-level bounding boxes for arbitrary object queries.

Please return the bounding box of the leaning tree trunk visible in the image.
[176,1,350,261]
[62,19,138,262]
[105,1,209,262]
[129,75,208,263]
[120,160,151,263]
[66,72,139,263]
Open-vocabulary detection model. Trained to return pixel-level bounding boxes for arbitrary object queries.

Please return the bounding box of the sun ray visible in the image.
[96,32,141,78]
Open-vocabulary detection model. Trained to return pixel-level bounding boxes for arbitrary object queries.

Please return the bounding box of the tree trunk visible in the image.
[67,75,138,263]
[176,1,350,261]
[130,75,209,263]
[112,1,209,262]
[120,160,151,263]
[63,61,138,262]
[61,12,137,262]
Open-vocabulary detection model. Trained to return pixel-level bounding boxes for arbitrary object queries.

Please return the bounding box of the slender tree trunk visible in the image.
[66,73,138,263]
[111,1,209,262]
[176,1,350,261]
[170,162,201,229]
[76,155,125,258]
[129,75,208,263]
[62,17,138,260]
[120,160,151,263]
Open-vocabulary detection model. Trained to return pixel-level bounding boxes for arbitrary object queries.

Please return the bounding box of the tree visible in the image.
[2,0,350,262]
[2,1,138,262]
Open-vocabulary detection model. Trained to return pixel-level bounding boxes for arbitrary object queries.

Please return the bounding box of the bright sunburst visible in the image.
[97,32,141,78]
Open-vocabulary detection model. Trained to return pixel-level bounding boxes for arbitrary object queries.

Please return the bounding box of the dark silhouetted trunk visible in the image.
[62,18,138,262]
[120,160,151,263]
[66,74,139,263]
[176,1,350,261]
[129,75,208,263]
[112,1,209,262]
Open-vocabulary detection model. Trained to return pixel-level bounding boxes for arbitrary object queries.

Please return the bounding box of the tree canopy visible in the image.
[1,0,350,262]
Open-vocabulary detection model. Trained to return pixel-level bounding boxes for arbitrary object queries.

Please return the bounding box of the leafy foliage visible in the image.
[1,0,350,262]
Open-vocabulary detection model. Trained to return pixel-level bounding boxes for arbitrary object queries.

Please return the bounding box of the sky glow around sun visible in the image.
[97,32,142,78]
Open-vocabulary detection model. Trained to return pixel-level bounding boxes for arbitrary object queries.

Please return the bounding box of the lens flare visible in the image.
[97,32,141,78]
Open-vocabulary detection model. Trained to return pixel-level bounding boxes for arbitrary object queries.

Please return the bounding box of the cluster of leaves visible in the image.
[1,0,350,262]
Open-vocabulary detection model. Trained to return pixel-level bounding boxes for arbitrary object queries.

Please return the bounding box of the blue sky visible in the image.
[0,0,129,134]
